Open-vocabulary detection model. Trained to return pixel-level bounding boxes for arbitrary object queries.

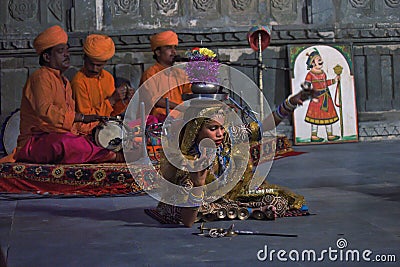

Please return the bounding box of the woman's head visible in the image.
[197,118,225,146]
[179,105,228,155]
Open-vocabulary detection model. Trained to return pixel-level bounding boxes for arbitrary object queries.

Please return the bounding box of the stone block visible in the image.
[0,58,23,69]
[72,0,97,32]
[23,56,40,68]
[69,54,83,67]
[64,67,79,82]
[114,65,132,82]
[1,69,27,117]
[112,52,143,64]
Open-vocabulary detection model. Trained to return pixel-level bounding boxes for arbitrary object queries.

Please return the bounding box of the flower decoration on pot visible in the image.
[185,47,220,85]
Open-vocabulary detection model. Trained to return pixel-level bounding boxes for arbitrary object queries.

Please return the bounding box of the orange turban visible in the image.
[83,34,115,61]
[33,25,68,55]
[150,30,178,51]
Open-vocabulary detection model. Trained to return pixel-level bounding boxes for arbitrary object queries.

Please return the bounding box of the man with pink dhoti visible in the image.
[1,25,122,164]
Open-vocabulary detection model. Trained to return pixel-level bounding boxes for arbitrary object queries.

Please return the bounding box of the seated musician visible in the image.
[139,30,192,123]
[0,25,122,164]
[71,34,134,135]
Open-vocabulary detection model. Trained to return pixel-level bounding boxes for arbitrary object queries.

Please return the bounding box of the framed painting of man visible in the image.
[288,44,359,145]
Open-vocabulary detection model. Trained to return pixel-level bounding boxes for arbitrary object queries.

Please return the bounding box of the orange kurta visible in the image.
[139,62,192,119]
[71,68,126,135]
[18,67,77,148]
[0,67,77,163]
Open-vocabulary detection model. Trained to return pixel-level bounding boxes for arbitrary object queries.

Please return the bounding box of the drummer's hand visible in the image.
[82,114,103,124]
[124,86,135,103]
[116,84,128,100]
[108,85,126,105]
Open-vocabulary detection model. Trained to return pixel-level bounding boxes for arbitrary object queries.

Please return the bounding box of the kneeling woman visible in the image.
[154,90,311,227]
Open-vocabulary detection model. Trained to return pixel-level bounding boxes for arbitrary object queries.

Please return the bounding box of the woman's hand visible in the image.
[289,82,314,106]
[190,147,213,187]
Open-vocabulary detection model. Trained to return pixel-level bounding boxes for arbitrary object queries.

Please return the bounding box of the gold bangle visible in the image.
[189,190,205,199]
[285,97,297,111]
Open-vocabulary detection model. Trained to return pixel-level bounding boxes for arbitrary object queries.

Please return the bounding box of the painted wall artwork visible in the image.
[288,45,359,145]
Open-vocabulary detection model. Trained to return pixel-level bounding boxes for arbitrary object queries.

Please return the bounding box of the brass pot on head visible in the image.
[190,83,221,94]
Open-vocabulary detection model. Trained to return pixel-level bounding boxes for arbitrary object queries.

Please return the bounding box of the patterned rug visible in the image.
[0,162,157,196]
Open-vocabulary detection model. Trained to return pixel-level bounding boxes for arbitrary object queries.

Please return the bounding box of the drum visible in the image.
[1,109,20,155]
[94,121,127,152]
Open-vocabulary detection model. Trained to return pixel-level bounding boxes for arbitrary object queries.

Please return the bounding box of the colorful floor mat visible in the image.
[0,162,156,196]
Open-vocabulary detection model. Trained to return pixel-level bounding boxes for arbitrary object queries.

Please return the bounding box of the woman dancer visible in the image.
[152,88,312,227]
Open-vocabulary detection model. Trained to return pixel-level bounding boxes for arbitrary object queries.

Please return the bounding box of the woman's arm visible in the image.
[181,148,210,227]
[181,166,208,227]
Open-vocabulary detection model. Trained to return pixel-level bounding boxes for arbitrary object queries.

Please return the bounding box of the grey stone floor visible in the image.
[1,140,399,266]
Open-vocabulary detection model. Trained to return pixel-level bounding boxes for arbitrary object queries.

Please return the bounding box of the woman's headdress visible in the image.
[180,105,227,156]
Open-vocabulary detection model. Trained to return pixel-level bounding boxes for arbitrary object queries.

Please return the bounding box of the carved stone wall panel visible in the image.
[267,0,301,25]
[0,0,73,34]
[48,0,64,22]
[2,0,40,33]
[192,0,218,12]
[230,0,253,11]
[103,0,183,30]
[8,0,38,22]
[186,0,223,28]
[227,0,263,26]
[103,0,142,30]
[154,0,179,16]
[384,0,400,8]
[382,0,400,22]
[339,0,400,25]
[228,0,256,14]
[113,0,140,16]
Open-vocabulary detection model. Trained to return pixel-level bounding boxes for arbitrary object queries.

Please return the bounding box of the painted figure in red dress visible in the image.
[304,48,340,142]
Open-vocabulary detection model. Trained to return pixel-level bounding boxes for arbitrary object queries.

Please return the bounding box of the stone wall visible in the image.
[1,0,400,141]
